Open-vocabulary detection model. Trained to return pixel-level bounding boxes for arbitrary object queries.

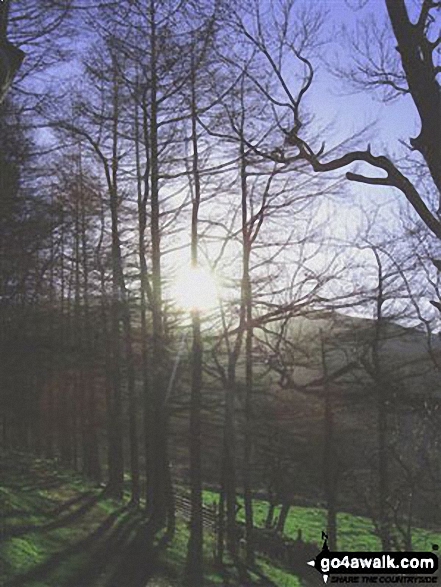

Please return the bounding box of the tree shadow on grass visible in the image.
[50,491,96,516]
[3,505,129,587]
[93,517,158,587]
[18,478,67,491]
[0,452,81,493]
[0,492,101,541]
[63,509,152,587]
[218,562,280,587]
[250,567,279,586]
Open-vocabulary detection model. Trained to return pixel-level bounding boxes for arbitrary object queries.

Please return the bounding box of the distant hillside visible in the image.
[168,311,441,529]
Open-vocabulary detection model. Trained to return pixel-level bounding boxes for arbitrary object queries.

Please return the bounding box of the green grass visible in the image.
[1,451,439,587]
[154,520,223,586]
[202,489,441,553]
[1,451,283,586]
[0,450,136,587]
[258,560,302,587]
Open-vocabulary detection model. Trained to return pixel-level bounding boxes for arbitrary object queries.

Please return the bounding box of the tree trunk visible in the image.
[372,249,391,550]
[106,64,125,500]
[122,298,140,505]
[265,501,276,530]
[276,502,291,534]
[217,488,225,566]
[79,149,101,483]
[59,217,72,467]
[241,137,255,567]
[46,204,56,459]
[135,79,153,514]
[321,333,337,551]
[385,0,441,197]
[148,0,170,529]
[185,55,203,586]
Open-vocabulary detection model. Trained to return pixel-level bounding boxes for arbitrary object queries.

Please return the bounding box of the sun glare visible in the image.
[170,265,219,312]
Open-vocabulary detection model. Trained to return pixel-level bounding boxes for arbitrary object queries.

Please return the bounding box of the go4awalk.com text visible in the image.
[307,534,438,584]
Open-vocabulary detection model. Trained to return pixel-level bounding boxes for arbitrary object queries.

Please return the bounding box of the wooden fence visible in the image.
[174,489,217,531]
[173,489,319,580]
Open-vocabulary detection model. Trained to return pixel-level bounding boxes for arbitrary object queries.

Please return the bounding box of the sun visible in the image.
[170,265,219,312]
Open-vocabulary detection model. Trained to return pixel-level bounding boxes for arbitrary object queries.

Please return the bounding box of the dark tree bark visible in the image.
[148,0,172,530]
[241,136,255,567]
[275,502,291,534]
[371,248,391,551]
[134,82,154,512]
[265,501,276,530]
[321,333,337,551]
[78,147,101,483]
[0,0,25,106]
[59,214,73,467]
[96,195,114,493]
[385,0,441,197]
[106,64,125,500]
[280,1,441,241]
[185,50,204,587]
[45,195,56,460]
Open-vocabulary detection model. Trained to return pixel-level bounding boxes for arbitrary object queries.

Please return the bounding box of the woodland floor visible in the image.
[0,451,298,587]
[1,451,440,587]
[0,450,162,587]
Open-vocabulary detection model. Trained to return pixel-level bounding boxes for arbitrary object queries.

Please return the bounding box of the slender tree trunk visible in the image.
[372,249,391,551]
[135,81,154,513]
[73,186,89,475]
[45,207,56,460]
[148,0,171,529]
[222,136,252,561]
[224,370,238,558]
[217,486,225,565]
[107,206,124,498]
[59,215,72,467]
[99,263,114,490]
[185,55,203,586]
[265,501,276,530]
[241,137,255,567]
[78,148,101,483]
[103,60,141,503]
[67,266,79,471]
[377,389,390,549]
[123,299,140,504]
[321,333,337,551]
[276,501,291,534]
[106,64,125,500]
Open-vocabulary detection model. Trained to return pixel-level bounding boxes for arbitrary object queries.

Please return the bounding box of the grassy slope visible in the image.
[1,451,439,587]
[0,451,293,587]
[0,451,155,587]
[203,490,441,552]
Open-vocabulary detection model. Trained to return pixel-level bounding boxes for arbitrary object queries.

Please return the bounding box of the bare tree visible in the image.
[284,2,441,245]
